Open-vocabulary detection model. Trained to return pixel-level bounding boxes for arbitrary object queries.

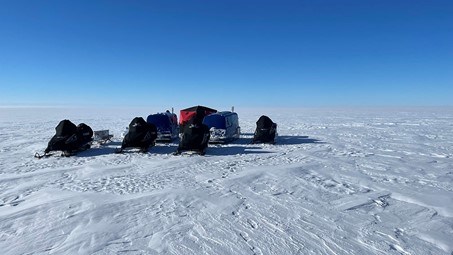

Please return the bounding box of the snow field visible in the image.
[0,107,452,254]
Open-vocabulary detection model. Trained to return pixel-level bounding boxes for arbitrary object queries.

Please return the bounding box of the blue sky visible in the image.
[1,0,452,107]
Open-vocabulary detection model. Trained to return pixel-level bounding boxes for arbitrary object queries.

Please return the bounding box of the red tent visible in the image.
[179,105,217,126]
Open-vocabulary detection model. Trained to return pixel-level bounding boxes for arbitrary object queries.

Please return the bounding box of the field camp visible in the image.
[34,106,278,158]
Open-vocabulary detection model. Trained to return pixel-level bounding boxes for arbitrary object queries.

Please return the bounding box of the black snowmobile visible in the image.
[251,115,277,144]
[175,117,210,155]
[117,117,157,153]
[35,120,94,158]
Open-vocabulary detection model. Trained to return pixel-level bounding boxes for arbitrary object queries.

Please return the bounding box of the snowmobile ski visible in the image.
[115,147,149,154]
[35,143,91,159]
[173,148,206,156]
[34,152,53,159]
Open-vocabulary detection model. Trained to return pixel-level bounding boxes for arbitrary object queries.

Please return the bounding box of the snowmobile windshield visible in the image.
[55,120,77,136]
[203,114,226,129]
[256,116,274,129]
[147,114,171,129]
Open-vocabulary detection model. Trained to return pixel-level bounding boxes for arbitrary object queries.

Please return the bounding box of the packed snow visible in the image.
[1,107,452,255]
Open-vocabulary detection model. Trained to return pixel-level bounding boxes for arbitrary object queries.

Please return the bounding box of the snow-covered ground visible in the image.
[1,107,452,255]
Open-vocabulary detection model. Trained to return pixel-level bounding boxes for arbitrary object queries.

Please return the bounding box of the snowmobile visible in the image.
[174,122,210,155]
[35,120,97,158]
[174,106,216,155]
[116,117,157,153]
[251,115,277,144]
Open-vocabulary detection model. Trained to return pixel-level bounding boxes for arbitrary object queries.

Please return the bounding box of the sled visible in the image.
[93,130,113,144]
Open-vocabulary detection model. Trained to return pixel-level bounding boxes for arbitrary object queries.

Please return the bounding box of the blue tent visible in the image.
[203,111,240,143]
[202,113,227,129]
[147,112,178,142]
[147,114,171,130]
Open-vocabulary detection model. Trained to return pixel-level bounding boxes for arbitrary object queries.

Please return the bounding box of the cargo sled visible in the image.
[35,120,94,158]
[251,115,277,144]
[146,111,179,142]
[176,106,216,155]
[93,130,113,144]
[117,117,157,153]
[203,111,240,143]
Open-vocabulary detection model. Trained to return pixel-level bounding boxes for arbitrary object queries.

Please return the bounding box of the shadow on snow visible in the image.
[207,146,273,156]
[229,134,323,145]
[276,135,324,145]
[74,135,323,157]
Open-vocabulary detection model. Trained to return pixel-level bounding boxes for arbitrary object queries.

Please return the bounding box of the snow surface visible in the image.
[1,107,453,255]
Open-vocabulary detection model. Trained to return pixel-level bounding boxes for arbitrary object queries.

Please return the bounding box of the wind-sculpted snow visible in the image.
[1,107,453,254]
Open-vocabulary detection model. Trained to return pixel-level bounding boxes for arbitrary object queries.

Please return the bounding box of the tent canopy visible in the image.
[179,105,217,126]
[147,113,176,130]
[203,114,226,129]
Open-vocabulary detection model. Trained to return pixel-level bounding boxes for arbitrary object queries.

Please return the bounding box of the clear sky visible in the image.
[1,0,452,108]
